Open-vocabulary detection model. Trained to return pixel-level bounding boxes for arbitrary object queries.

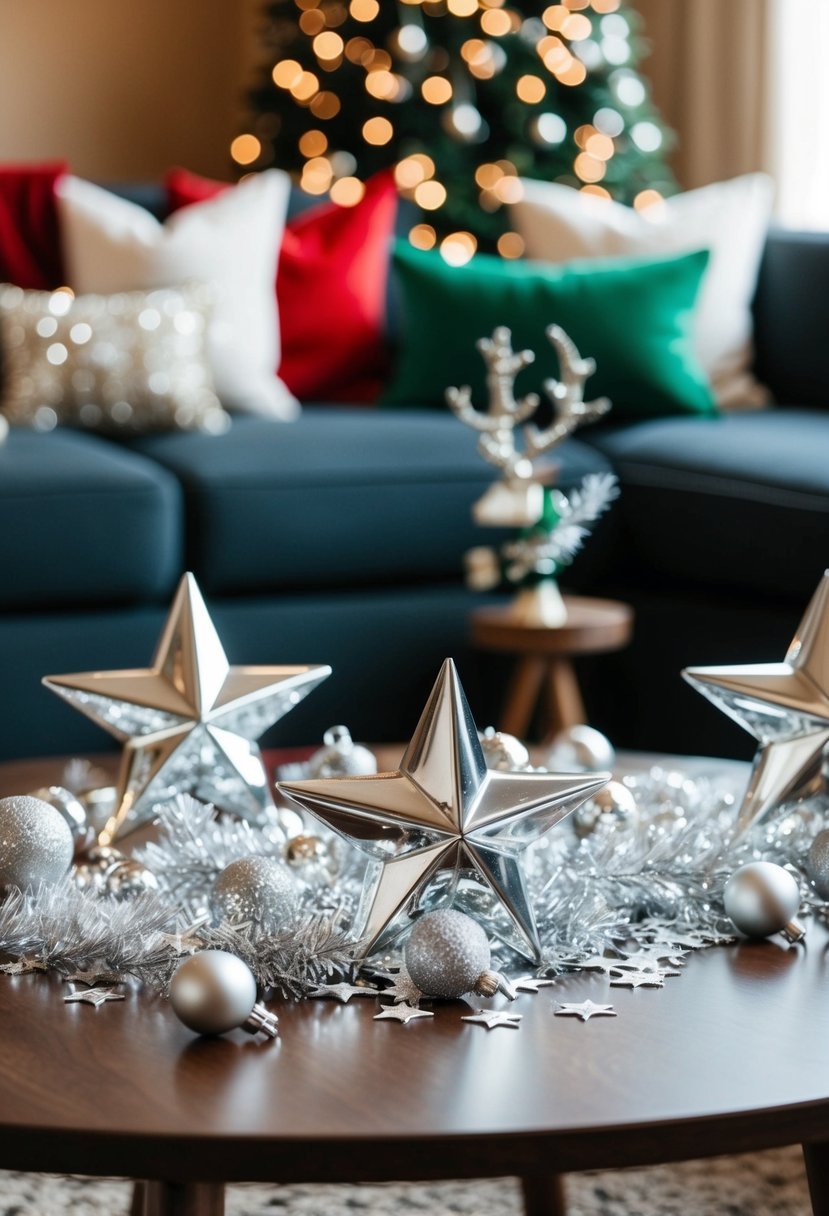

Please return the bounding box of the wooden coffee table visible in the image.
[1,754,829,1216]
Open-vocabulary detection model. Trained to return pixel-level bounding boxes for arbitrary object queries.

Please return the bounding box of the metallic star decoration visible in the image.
[512,976,556,994]
[461,1009,522,1030]
[610,970,666,989]
[44,573,331,844]
[374,1002,434,1024]
[0,956,47,975]
[280,659,608,961]
[554,1000,617,1022]
[62,969,125,987]
[382,969,424,1006]
[64,987,125,1008]
[684,571,829,833]
[309,983,379,1003]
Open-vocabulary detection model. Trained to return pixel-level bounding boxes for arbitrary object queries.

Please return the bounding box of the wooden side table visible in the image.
[470,594,633,743]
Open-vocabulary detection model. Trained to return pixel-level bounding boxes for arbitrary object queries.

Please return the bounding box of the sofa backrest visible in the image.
[753,228,829,408]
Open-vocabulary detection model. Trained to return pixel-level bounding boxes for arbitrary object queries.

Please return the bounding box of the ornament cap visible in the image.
[782,918,806,944]
[243,1003,279,1039]
[473,969,500,997]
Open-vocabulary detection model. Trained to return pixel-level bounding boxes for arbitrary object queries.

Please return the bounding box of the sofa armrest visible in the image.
[753,228,829,408]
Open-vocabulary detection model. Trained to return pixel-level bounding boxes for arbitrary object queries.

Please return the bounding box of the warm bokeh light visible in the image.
[414,179,448,210]
[409,223,437,250]
[475,162,503,188]
[291,71,320,101]
[585,131,615,160]
[272,59,303,89]
[350,0,379,20]
[480,8,512,36]
[310,91,341,118]
[299,129,328,157]
[362,116,394,145]
[230,134,261,165]
[299,9,326,35]
[557,59,587,85]
[591,0,621,11]
[497,231,525,258]
[422,75,453,104]
[301,156,334,194]
[345,36,372,63]
[542,5,568,30]
[580,183,612,199]
[365,69,399,99]
[440,231,477,266]
[516,75,546,103]
[395,153,436,188]
[561,12,592,39]
[493,175,524,203]
[447,0,479,14]
[330,176,366,206]
[633,188,666,213]
[573,151,605,182]
[313,31,344,60]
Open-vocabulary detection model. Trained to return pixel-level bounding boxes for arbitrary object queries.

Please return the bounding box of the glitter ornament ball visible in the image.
[573,781,637,838]
[479,728,530,771]
[404,909,496,999]
[210,855,298,929]
[546,724,615,772]
[306,726,377,778]
[169,949,277,1038]
[807,829,829,899]
[723,861,805,942]
[0,795,74,892]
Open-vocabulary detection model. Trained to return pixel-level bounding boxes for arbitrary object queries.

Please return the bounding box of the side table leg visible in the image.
[543,659,586,743]
[501,657,548,740]
[803,1143,829,1215]
[131,1181,225,1216]
[521,1173,566,1216]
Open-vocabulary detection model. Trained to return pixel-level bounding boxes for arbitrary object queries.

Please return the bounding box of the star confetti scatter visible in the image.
[64,987,125,1008]
[373,1003,434,1024]
[554,1000,617,1022]
[461,1009,523,1030]
[309,983,379,1004]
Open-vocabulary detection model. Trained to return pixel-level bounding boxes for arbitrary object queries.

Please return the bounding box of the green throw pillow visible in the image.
[384,242,715,419]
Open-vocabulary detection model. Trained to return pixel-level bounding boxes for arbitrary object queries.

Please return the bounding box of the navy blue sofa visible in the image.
[1,187,826,764]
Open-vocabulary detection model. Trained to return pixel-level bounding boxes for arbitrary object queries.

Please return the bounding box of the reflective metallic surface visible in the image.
[280,659,608,961]
[44,574,331,844]
[169,950,278,1038]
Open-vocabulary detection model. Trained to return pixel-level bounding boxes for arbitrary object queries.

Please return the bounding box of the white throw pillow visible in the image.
[55,171,299,420]
[511,174,775,408]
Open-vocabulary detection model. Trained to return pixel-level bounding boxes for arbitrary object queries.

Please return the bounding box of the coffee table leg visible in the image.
[521,1173,566,1216]
[543,659,586,743]
[803,1143,829,1214]
[131,1180,225,1216]
[501,657,548,740]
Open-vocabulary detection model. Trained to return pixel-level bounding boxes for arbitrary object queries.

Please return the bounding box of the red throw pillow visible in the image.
[0,162,67,289]
[166,167,397,403]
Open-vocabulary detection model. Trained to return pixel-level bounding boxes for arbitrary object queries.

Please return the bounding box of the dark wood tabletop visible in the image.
[2,753,829,1216]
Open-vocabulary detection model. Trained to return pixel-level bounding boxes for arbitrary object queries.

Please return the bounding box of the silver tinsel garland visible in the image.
[0,766,824,997]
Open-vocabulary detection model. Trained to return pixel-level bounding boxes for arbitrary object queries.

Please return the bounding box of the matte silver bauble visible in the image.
[808,829,829,899]
[546,724,616,773]
[0,795,74,892]
[479,728,530,771]
[573,781,637,838]
[404,909,497,999]
[210,855,298,929]
[169,949,278,1037]
[307,726,377,778]
[28,786,88,844]
[723,861,805,942]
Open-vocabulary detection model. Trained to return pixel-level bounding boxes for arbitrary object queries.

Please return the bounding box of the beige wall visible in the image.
[0,0,261,181]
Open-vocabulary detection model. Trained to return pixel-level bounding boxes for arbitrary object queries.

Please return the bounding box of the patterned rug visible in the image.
[0,1146,811,1215]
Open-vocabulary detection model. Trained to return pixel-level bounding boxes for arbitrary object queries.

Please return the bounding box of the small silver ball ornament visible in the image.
[169,950,278,1038]
[807,829,829,899]
[479,728,530,771]
[104,856,159,899]
[307,726,377,778]
[724,861,805,942]
[0,795,74,892]
[210,855,298,929]
[404,909,497,999]
[284,833,339,886]
[546,724,615,772]
[573,781,637,838]
[28,786,88,846]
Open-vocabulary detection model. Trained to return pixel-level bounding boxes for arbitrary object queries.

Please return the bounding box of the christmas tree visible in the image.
[244,0,674,257]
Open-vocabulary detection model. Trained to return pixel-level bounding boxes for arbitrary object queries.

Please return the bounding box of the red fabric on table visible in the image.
[0,162,67,289]
[165,168,397,403]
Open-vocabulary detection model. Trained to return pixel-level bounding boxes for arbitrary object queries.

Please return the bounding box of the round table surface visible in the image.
[0,751,828,1187]
[470,595,633,655]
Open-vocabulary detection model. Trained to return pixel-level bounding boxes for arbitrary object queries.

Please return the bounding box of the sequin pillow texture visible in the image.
[0,282,230,434]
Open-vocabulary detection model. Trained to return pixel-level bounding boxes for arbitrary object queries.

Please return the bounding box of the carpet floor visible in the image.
[0,1145,811,1215]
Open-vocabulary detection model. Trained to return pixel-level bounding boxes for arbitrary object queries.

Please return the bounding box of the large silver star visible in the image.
[44,573,331,844]
[684,571,829,833]
[280,659,608,961]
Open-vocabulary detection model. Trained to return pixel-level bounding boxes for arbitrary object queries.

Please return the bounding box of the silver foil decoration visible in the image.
[280,659,609,961]
[44,573,331,843]
[0,796,74,892]
[684,571,829,834]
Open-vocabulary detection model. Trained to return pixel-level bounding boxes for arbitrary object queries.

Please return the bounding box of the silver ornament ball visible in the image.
[546,724,615,773]
[723,861,805,942]
[404,909,495,999]
[307,726,377,778]
[284,833,339,886]
[28,786,88,844]
[104,856,159,899]
[573,780,637,838]
[210,855,298,929]
[807,829,829,899]
[479,728,530,771]
[0,795,74,892]
[169,949,277,1037]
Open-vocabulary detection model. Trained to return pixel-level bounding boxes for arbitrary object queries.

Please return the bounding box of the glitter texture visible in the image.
[0,796,74,891]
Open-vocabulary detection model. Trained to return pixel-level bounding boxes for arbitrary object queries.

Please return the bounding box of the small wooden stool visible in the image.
[471,594,633,743]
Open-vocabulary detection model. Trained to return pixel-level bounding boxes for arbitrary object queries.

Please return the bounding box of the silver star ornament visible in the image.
[461,1009,522,1030]
[554,1000,617,1022]
[280,659,608,961]
[684,571,829,833]
[374,1003,434,1024]
[64,987,125,1008]
[309,983,379,1004]
[44,573,331,844]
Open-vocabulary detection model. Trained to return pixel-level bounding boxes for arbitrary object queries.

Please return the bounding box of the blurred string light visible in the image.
[242,0,674,260]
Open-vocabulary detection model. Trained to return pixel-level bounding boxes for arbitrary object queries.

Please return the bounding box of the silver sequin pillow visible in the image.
[0,283,230,434]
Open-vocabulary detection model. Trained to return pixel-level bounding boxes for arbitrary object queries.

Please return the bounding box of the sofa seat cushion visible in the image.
[134,409,615,596]
[0,428,182,610]
[589,408,829,601]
